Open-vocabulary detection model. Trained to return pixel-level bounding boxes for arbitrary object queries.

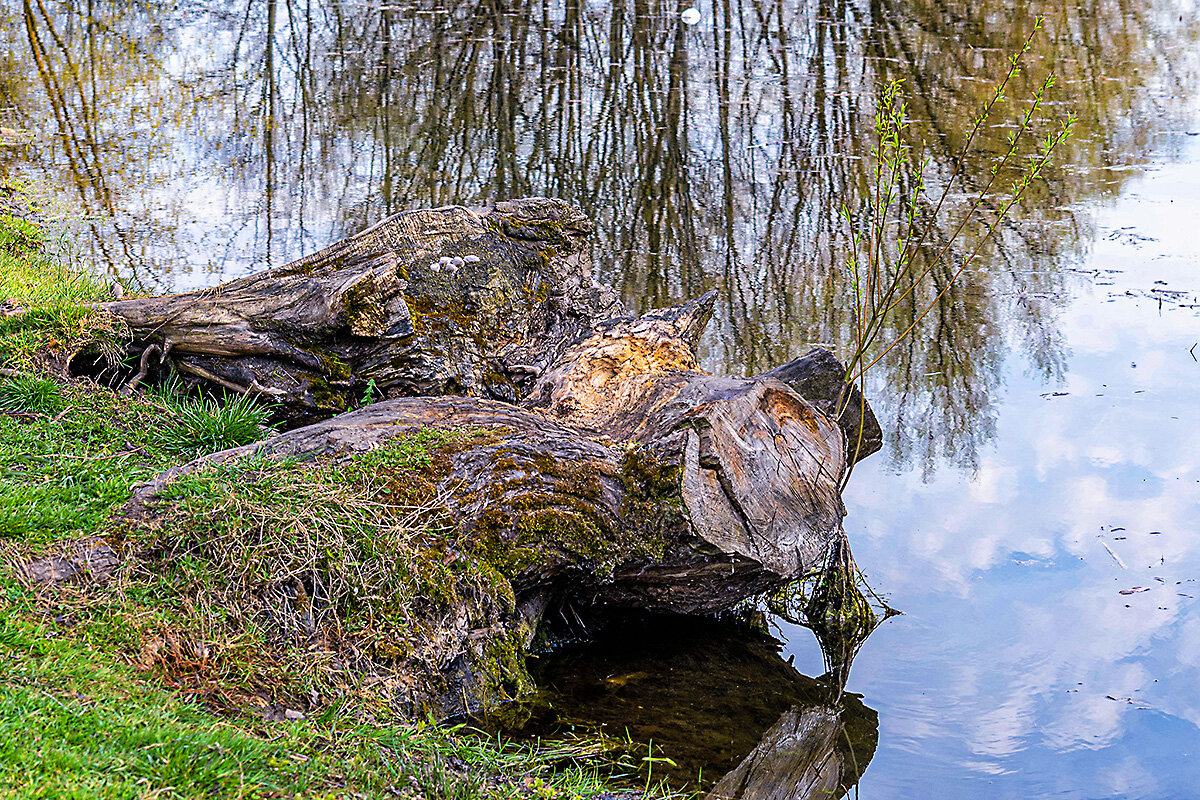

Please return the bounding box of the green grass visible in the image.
[0,216,107,305]
[0,372,63,414]
[154,388,276,454]
[0,382,184,541]
[0,613,311,799]
[0,611,643,799]
[0,376,282,542]
[0,195,126,369]
[0,201,680,799]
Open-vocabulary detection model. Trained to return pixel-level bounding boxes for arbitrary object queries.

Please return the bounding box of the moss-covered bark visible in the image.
[109,294,866,717]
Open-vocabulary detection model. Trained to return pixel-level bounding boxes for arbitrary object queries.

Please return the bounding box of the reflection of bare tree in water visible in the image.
[13,0,143,276]
[2,0,1195,471]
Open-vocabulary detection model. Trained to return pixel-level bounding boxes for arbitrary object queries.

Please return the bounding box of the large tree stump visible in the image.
[83,197,885,716]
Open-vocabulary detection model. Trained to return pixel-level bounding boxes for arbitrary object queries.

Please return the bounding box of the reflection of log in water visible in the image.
[500,616,877,797]
[706,703,874,800]
[770,537,899,689]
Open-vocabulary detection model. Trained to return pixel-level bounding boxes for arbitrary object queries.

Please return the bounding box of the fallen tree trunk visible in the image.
[128,295,849,614]
[115,291,872,715]
[92,196,881,457]
[98,198,624,416]
[52,197,887,715]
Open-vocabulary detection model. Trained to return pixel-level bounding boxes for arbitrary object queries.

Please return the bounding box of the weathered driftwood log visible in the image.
[129,295,849,615]
[100,198,623,414]
[120,291,873,715]
[88,197,885,715]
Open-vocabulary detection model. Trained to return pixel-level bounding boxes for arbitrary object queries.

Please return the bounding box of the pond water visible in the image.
[3,0,1200,797]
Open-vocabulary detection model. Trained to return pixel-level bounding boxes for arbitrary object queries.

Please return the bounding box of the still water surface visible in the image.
[3,0,1199,796]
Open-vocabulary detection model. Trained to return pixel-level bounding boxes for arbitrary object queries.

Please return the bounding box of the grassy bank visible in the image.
[0,190,673,799]
[0,612,625,800]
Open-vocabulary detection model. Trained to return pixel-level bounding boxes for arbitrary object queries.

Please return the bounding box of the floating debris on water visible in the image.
[1101,541,1128,569]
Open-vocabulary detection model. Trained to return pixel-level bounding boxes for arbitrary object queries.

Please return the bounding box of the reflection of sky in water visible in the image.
[781,135,1200,797]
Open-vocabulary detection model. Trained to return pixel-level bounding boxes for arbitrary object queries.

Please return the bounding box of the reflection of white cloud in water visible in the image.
[790,140,1200,797]
[967,464,1017,504]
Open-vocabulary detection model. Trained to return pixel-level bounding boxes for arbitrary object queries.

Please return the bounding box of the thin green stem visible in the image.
[854,115,1075,378]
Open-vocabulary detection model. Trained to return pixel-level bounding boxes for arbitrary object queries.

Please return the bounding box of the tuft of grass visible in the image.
[155,391,276,455]
[0,371,63,414]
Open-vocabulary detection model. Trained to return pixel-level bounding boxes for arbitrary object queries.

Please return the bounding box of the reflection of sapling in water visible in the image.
[836,16,1075,477]
[767,538,897,689]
